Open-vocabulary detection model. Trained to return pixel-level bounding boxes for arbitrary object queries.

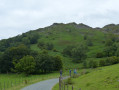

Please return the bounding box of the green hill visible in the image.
[1,22,119,72]
[53,64,119,90]
[30,23,106,69]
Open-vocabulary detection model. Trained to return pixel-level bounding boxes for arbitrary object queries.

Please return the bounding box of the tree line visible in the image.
[0,44,62,75]
[62,33,119,69]
[0,31,40,52]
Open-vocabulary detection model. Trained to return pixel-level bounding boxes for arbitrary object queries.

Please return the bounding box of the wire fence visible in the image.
[0,76,39,90]
[59,76,82,90]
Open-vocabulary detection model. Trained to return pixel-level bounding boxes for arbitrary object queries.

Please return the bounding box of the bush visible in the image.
[54,56,63,71]
[96,52,104,58]
[37,41,45,49]
[88,60,98,68]
[71,45,87,63]
[105,56,119,65]
[53,48,58,52]
[99,56,119,67]
[66,78,74,85]
[99,59,106,66]
[86,39,93,46]
[62,46,74,56]
[38,42,54,50]
[46,43,54,50]
[72,74,79,78]
[83,60,88,68]
[13,55,36,75]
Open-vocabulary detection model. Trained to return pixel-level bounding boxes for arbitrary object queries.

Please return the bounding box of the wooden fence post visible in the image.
[15,80,16,85]
[11,81,12,87]
[7,81,8,88]
[67,84,68,90]
[59,77,61,90]
[72,85,73,90]
[0,82,1,89]
[0,82,2,90]
[64,82,65,90]
[4,82,5,90]
[62,82,63,90]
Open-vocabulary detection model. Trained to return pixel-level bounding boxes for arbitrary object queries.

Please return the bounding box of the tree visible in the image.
[35,53,54,73]
[88,60,98,68]
[99,59,106,66]
[22,37,30,46]
[96,52,104,58]
[71,44,87,63]
[54,56,63,71]
[0,44,35,73]
[13,55,36,75]
[83,60,88,68]
[37,41,45,49]
[28,32,39,44]
[105,39,113,46]
[46,43,54,50]
[84,34,88,40]
[103,43,118,57]
[116,48,119,57]
[62,45,75,56]
[86,38,93,46]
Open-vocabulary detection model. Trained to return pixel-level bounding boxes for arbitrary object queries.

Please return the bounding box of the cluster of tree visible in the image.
[0,31,40,52]
[63,44,88,63]
[35,53,62,73]
[99,56,119,66]
[83,56,119,68]
[0,44,62,75]
[96,34,119,58]
[84,34,93,46]
[37,41,54,50]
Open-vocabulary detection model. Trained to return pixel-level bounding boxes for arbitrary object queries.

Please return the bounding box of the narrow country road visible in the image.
[21,77,68,90]
[21,78,59,90]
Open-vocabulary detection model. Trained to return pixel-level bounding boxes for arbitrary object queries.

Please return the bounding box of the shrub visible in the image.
[83,60,88,68]
[46,43,54,50]
[99,56,119,67]
[37,41,45,49]
[99,59,106,66]
[53,48,58,52]
[13,55,36,75]
[96,52,104,58]
[86,39,93,46]
[66,78,74,85]
[62,46,74,56]
[88,60,98,68]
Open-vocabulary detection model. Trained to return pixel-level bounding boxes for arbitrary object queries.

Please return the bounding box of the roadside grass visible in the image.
[53,64,119,90]
[0,72,61,90]
[0,69,73,90]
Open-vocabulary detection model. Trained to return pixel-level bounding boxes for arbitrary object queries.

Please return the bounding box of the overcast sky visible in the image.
[0,0,119,40]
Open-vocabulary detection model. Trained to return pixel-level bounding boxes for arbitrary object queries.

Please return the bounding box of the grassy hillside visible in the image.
[1,23,119,70]
[30,23,106,69]
[0,23,119,89]
[53,64,119,90]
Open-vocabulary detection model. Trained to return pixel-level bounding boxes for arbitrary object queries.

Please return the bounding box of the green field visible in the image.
[0,72,60,90]
[0,23,118,90]
[53,64,119,90]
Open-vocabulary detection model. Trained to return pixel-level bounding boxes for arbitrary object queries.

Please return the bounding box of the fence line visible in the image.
[0,77,35,90]
[59,75,82,90]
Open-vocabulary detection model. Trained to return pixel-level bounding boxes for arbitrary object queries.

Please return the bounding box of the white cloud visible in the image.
[0,0,119,39]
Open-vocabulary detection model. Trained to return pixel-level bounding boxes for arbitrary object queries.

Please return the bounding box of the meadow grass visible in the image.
[31,26,106,70]
[53,64,119,90]
[0,72,60,90]
[0,69,72,90]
